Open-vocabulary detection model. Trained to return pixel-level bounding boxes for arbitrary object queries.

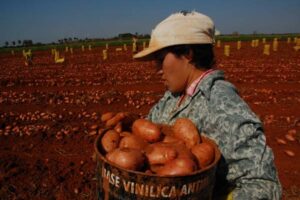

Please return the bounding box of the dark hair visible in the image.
[156,44,216,69]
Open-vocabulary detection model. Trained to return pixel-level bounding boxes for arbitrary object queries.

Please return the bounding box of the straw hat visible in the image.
[133,11,215,60]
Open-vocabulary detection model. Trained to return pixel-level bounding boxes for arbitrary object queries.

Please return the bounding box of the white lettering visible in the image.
[145,184,149,197]
[101,166,210,198]
[115,176,120,188]
[161,186,170,198]
[150,185,156,197]
[180,184,187,196]
[135,183,144,196]
[131,182,135,194]
[122,179,131,192]
[169,186,177,198]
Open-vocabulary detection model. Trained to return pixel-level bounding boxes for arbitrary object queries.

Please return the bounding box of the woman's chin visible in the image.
[168,87,184,94]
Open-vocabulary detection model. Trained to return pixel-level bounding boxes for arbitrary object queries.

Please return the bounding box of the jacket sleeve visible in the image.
[208,81,282,200]
[146,92,171,124]
[146,102,161,123]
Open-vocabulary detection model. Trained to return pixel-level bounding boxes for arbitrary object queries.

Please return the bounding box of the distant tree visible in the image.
[5,41,9,47]
[12,41,16,46]
[143,34,150,38]
[22,40,33,46]
[18,40,22,45]
[253,31,258,35]
[232,31,239,36]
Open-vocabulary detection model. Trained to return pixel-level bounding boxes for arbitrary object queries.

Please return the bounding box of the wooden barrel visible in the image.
[94,134,221,200]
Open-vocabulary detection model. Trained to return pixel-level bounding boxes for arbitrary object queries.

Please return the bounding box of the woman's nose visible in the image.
[161,71,166,80]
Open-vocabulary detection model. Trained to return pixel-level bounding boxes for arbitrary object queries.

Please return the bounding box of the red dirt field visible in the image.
[0,41,299,199]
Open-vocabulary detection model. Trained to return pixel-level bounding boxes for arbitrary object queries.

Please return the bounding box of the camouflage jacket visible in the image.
[147,70,282,200]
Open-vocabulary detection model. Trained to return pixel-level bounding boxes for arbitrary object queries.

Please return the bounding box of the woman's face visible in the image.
[156,52,190,93]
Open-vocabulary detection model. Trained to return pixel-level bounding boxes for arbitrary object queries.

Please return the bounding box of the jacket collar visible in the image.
[196,69,225,100]
[166,69,225,100]
[164,69,225,121]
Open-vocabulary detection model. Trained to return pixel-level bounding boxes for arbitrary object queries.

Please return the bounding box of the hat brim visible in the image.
[133,41,214,61]
[133,46,165,61]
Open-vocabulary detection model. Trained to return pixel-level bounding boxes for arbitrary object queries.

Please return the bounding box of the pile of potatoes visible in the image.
[99,112,216,176]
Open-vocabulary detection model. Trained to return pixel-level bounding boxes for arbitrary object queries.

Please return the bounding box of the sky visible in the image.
[1,0,300,45]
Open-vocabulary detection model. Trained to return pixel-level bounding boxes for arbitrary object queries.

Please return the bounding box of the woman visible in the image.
[133,11,282,200]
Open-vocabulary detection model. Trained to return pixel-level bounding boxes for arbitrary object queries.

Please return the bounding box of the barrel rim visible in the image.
[94,131,221,178]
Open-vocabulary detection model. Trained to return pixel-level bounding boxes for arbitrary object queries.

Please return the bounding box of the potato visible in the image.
[101,130,120,153]
[191,142,215,169]
[105,112,126,128]
[145,143,177,165]
[106,148,146,171]
[149,164,165,173]
[120,131,132,137]
[162,135,185,145]
[101,112,115,122]
[119,134,148,151]
[159,124,174,136]
[145,170,154,175]
[172,118,201,148]
[114,122,122,133]
[174,143,197,161]
[157,157,197,176]
[121,113,140,131]
[132,119,162,143]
